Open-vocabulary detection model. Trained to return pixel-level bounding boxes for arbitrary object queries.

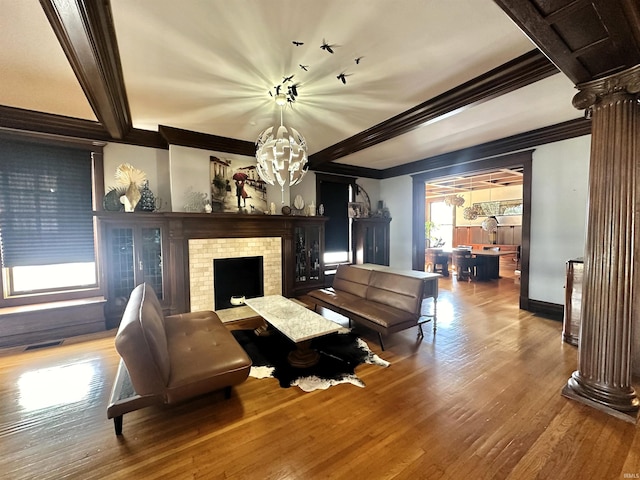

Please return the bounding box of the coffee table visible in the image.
[244,295,344,368]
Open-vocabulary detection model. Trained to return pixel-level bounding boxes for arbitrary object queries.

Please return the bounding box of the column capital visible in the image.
[572,64,640,110]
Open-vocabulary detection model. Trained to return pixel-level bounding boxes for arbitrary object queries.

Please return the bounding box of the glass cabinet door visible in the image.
[141,227,163,299]
[308,225,321,281]
[109,227,135,299]
[295,226,307,282]
[294,223,323,286]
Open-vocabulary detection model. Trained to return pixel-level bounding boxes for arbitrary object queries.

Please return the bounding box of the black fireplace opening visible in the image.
[213,256,264,310]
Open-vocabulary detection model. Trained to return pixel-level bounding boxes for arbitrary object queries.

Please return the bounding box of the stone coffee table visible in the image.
[244,295,344,368]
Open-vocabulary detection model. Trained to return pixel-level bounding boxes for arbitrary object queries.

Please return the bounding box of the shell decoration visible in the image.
[115,163,147,212]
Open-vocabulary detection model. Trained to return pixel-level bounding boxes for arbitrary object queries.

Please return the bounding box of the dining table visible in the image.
[467,249,515,280]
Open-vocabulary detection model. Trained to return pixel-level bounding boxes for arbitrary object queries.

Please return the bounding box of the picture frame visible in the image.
[348,202,364,218]
[472,199,523,216]
[210,154,268,213]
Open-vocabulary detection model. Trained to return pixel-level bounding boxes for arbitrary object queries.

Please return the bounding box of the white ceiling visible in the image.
[0,0,583,172]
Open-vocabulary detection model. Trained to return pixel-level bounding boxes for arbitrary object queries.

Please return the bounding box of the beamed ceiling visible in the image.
[0,1,638,179]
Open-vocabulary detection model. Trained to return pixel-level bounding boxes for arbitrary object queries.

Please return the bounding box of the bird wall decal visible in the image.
[292,41,304,46]
[336,72,352,84]
[354,56,363,64]
[320,39,336,54]
[299,64,309,71]
[282,74,295,83]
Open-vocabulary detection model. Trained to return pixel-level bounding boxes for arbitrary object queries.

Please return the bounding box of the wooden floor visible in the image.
[1,276,639,480]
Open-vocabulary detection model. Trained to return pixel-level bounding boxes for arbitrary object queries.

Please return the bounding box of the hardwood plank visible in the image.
[0,276,637,480]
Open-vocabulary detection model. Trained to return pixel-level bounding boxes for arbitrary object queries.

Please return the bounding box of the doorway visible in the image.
[412,150,532,309]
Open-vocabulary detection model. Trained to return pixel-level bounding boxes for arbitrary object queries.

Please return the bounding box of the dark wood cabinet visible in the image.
[563,258,583,346]
[353,217,391,266]
[99,214,169,328]
[293,219,325,295]
[454,225,521,247]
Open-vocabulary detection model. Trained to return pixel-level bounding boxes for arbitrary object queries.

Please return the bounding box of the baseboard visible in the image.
[526,299,564,321]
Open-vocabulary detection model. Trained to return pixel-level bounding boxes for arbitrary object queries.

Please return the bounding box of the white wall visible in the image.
[103,143,171,210]
[529,136,591,304]
[168,145,212,211]
[380,175,414,270]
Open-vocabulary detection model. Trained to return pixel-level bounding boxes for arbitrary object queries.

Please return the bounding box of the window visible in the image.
[0,137,100,302]
[317,175,355,265]
[428,201,454,249]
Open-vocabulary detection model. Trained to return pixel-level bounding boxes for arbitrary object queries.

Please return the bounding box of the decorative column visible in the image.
[562,65,640,422]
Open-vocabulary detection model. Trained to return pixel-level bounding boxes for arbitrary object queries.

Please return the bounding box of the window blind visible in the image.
[319,180,350,254]
[0,139,95,268]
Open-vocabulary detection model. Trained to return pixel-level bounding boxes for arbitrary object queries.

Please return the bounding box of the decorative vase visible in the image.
[138,180,156,211]
[123,181,141,212]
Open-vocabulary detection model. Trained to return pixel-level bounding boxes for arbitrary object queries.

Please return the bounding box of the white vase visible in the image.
[123,182,141,212]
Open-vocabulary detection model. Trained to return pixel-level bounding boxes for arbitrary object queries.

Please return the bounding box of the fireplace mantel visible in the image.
[96,211,327,314]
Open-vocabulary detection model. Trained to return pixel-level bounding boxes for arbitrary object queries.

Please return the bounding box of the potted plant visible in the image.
[425,221,445,249]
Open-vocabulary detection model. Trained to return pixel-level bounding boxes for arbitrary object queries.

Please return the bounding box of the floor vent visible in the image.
[25,340,63,351]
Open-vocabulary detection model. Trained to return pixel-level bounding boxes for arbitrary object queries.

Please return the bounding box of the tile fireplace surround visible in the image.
[188,237,282,312]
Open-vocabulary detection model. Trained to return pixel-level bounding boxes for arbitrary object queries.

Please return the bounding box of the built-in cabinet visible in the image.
[353,217,391,266]
[454,225,522,246]
[293,220,324,295]
[99,215,169,328]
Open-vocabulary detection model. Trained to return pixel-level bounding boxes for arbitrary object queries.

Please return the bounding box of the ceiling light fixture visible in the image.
[255,93,308,203]
[444,177,465,208]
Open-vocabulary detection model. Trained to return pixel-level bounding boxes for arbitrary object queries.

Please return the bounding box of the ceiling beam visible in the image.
[308,49,558,168]
[39,0,132,139]
[158,125,255,156]
[494,0,640,84]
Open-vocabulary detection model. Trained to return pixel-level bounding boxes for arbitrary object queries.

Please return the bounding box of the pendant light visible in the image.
[255,93,309,203]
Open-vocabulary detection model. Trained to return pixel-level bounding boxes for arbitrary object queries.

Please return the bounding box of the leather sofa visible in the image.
[307,264,429,350]
[107,283,251,435]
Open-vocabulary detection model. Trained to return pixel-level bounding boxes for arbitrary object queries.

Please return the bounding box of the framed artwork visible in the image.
[348,202,364,218]
[472,199,523,216]
[209,155,268,213]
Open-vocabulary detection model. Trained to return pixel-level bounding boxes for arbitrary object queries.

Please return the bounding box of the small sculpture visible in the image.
[115,163,146,212]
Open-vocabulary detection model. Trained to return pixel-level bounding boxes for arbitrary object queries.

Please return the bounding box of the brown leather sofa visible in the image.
[107,283,251,435]
[307,264,429,350]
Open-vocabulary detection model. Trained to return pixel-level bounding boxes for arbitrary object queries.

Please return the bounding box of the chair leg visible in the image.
[114,415,123,436]
[378,332,385,351]
[433,304,437,332]
[417,323,424,338]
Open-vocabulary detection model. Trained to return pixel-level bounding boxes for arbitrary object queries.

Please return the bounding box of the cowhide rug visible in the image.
[231,329,389,392]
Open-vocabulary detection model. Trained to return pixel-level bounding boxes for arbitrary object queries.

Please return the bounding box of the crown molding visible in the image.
[0,105,166,149]
[382,117,591,178]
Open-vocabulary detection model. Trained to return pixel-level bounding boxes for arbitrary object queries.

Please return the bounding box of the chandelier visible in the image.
[255,93,308,203]
[443,177,465,208]
[444,195,465,207]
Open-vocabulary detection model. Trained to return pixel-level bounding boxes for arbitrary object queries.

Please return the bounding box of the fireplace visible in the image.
[213,256,264,310]
[188,237,282,312]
